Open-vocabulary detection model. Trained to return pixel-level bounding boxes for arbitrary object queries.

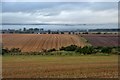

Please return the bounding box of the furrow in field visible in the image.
[35,35,43,51]
[42,35,52,50]
[2,34,86,52]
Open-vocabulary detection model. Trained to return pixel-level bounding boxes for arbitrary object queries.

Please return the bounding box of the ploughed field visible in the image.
[2,34,85,52]
[2,55,118,78]
[81,34,118,47]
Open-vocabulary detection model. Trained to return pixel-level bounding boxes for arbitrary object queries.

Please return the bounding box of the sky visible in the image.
[1,2,118,24]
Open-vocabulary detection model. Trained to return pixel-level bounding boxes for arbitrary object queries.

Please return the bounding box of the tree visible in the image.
[72,32,75,34]
[23,27,26,31]
[101,47,112,53]
[48,30,51,34]
[64,45,77,51]
[47,48,56,52]
[75,47,82,52]
[96,32,101,34]
[81,46,95,55]
[2,48,9,55]
[61,32,64,34]
[68,32,71,34]
[60,45,78,51]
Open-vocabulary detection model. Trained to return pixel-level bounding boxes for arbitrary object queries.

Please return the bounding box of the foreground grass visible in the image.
[2,55,118,78]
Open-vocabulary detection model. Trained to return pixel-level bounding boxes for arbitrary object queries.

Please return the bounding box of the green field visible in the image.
[2,55,118,78]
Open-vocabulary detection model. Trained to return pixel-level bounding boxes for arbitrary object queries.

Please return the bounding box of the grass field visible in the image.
[2,55,118,78]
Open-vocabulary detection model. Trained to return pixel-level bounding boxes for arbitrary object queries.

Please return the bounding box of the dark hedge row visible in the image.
[1,45,120,55]
[60,45,120,55]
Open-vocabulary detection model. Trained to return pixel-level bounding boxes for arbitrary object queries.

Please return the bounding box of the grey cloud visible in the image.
[2,2,118,12]
[2,2,118,24]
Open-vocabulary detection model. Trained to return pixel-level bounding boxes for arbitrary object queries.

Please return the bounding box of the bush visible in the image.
[75,46,95,55]
[64,45,78,51]
[82,32,88,34]
[10,48,21,53]
[2,48,21,55]
[42,49,47,53]
[81,46,95,55]
[75,47,82,53]
[47,48,56,52]
[101,47,112,53]
[60,45,97,55]
[96,32,101,34]
[2,48,9,55]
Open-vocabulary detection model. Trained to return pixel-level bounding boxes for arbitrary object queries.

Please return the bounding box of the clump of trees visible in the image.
[75,46,95,55]
[60,45,95,55]
[2,48,21,55]
[60,45,120,55]
[100,47,112,53]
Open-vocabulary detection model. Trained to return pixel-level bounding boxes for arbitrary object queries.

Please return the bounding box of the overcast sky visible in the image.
[1,2,118,24]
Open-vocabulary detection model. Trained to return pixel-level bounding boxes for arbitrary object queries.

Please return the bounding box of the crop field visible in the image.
[2,34,85,52]
[2,55,118,78]
[2,34,119,78]
[81,34,118,47]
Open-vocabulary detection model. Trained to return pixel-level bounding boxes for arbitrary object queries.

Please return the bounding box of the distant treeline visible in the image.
[89,29,120,32]
[2,27,119,34]
[1,45,120,55]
